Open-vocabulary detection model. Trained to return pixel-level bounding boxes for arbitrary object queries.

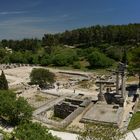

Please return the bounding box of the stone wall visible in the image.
[54,102,78,119]
[0,63,38,70]
[65,98,83,105]
[54,97,85,119]
[34,97,91,128]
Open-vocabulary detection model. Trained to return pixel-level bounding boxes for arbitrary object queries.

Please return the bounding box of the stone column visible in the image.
[116,72,119,94]
[98,82,105,101]
[121,72,126,99]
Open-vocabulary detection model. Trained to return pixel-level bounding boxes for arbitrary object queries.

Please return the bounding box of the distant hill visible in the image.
[42,23,140,47]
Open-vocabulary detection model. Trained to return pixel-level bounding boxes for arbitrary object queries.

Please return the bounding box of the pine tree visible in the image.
[0,70,8,90]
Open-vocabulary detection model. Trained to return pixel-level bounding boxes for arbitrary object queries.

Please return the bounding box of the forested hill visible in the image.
[0,23,139,71]
[42,23,140,46]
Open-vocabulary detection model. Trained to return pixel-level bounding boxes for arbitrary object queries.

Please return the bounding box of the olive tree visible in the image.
[30,68,55,88]
[13,121,61,140]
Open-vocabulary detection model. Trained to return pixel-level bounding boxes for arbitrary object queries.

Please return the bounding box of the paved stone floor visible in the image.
[82,102,123,125]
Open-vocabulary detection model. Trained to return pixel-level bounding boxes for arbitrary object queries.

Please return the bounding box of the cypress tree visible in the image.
[0,70,8,90]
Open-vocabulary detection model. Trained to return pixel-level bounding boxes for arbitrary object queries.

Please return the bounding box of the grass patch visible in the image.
[128,112,140,130]
[47,65,110,74]
[127,76,139,82]
[35,95,48,102]
[50,115,63,122]
[78,80,94,89]
[0,129,12,140]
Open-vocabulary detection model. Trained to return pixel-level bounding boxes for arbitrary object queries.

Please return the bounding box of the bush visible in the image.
[73,62,81,69]
[52,49,78,66]
[88,50,114,68]
[14,121,60,140]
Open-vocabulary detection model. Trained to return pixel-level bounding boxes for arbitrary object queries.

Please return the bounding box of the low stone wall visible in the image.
[54,102,78,119]
[0,63,39,70]
[33,96,65,116]
[65,98,83,105]
[59,71,89,79]
[35,106,85,128]
[34,97,91,128]
[61,107,84,127]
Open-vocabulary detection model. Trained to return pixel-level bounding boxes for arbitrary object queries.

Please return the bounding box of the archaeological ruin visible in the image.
[1,62,139,130]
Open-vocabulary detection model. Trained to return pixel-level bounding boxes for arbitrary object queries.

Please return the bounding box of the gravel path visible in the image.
[50,130,78,140]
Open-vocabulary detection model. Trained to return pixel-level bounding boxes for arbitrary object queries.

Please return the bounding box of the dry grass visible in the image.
[35,95,48,102]
[127,76,139,82]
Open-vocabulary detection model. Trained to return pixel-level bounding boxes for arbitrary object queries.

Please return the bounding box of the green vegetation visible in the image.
[13,121,60,140]
[127,76,139,82]
[128,112,140,130]
[0,129,12,140]
[0,71,59,140]
[78,123,124,140]
[35,94,48,102]
[0,23,139,73]
[88,50,114,68]
[0,70,8,90]
[43,24,140,46]
[0,90,33,125]
[0,23,139,139]
[128,47,140,86]
[30,68,55,88]
[0,90,60,140]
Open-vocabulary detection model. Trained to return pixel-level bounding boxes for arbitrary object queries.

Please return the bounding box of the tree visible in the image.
[73,61,81,69]
[13,121,60,140]
[0,90,33,125]
[52,48,78,66]
[0,48,8,63]
[30,68,55,88]
[78,124,124,140]
[121,48,127,64]
[88,50,114,68]
[128,47,140,87]
[0,70,8,90]
[42,24,140,46]
[12,97,33,124]
[105,46,122,61]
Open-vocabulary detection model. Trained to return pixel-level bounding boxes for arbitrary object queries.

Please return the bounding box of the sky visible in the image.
[0,0,140,40]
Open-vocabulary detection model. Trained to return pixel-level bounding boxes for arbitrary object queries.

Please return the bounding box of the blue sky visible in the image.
[0,0,140,39]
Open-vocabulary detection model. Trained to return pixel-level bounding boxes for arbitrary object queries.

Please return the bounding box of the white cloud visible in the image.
[0,18,47,27]
[0,11,27,15]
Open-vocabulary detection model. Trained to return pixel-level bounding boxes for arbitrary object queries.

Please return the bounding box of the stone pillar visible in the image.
[118,62,126,99]
[116,72,119,94]
[121,72,126,99]
[98,83,105,101]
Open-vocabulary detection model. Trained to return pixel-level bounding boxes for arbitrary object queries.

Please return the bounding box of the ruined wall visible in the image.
[65,98,83,105]
[54,102,78,119]
[54,97,86,119]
